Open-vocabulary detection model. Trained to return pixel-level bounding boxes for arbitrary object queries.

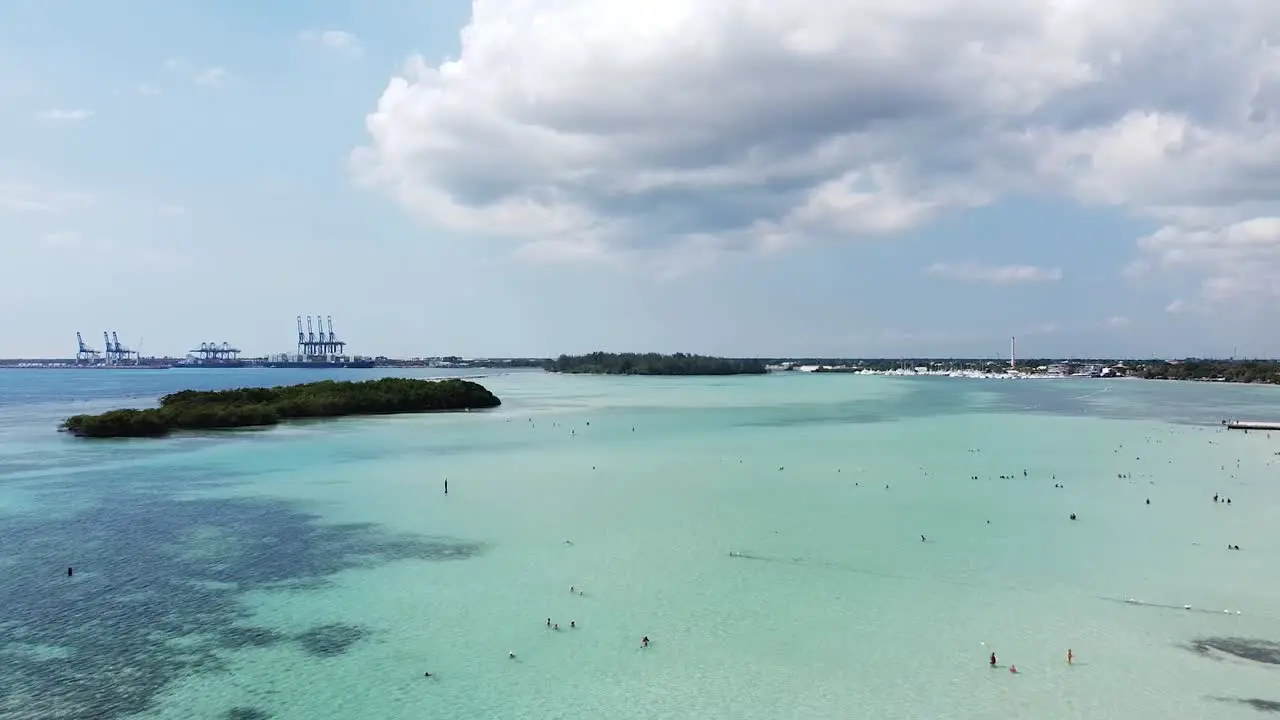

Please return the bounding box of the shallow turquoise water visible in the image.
[2,369,1280,719]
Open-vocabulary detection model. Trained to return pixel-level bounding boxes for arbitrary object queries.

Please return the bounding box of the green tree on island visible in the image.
[544,352,767,376]
[1135,360,1280,384]
[61,378,501,438]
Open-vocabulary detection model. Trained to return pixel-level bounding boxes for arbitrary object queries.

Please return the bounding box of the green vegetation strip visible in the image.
[545,352,767,375]
[61,378,501,438]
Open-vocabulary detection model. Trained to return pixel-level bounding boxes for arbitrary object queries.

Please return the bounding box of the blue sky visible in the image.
[3,1,1278,359]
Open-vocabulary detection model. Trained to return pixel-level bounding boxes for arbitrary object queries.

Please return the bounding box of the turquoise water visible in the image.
[2,369,1280,719]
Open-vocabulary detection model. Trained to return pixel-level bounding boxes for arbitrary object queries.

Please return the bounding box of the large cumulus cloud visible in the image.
[354,0,1280,289]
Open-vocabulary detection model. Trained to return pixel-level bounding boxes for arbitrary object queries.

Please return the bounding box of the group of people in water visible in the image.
[988,648,1073,675]
[420,417,1257,684]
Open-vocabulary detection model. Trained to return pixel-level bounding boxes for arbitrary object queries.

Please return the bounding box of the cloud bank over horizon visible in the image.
[2,1,1279,358]
[358,0,1280,303]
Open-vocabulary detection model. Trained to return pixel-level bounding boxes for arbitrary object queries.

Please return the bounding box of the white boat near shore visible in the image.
[784,366,1086,380]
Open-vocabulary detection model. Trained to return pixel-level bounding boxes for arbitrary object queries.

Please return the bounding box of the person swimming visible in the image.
[642,636,650,647]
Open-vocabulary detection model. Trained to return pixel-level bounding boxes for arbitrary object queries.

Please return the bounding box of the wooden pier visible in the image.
[1225,420,1280,431]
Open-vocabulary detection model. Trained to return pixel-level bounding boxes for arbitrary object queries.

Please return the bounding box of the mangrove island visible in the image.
[60,377,501,438]
[544,352,768,376]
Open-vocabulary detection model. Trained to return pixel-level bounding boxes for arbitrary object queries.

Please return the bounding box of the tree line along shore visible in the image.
[61,378,501,438]
[544,353,1280,384]
[543,352,768,375]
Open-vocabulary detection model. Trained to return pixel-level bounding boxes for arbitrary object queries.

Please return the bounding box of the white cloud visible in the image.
[879,328,981,346]
[165,57,229,88]
[0,181,96,213]
[1105,316,1131,328]
[136,84,162,96]
[354,1,1280,279]
[300,30,363,58]
[39,231,113,253]
[1025,322,1058,335]
[38,108,93,121]
[194,67,227,87]
[925,261,1063,284]
[1136,218,1280,304]
[1165,299,1187,314]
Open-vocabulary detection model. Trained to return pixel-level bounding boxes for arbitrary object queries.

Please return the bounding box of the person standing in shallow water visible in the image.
[990,652,997,667]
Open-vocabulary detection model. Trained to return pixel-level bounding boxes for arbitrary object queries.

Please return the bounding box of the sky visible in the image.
[2,0,1279,360]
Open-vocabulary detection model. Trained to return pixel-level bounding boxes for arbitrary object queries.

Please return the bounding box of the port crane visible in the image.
[75,332,100,364]
[295,315,348,361]
[190,342,241,362]
[102,331,137,365]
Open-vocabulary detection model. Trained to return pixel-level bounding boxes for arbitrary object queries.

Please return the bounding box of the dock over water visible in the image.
[1225,420,1280,431]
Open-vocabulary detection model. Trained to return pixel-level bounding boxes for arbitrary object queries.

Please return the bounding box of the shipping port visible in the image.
[3,316,536,369]
[11,316,370,369]
[179,342,245,368]
[176,315,372,368]
[63,331,173,369]
[261,315,374,368]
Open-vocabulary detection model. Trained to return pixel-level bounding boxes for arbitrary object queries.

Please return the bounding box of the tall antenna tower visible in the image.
[1010,336,1017,370]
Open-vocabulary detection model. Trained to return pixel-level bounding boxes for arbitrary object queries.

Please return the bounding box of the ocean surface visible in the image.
[2,368,1280,719]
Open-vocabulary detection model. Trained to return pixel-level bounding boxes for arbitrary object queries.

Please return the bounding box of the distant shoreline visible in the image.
[3,357,1278,385]
[543,352,768,376]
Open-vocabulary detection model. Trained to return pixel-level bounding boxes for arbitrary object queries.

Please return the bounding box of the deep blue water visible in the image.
[0,367,501,720]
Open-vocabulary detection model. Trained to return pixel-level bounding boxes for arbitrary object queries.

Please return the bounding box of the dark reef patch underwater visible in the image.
[1185,637,1280,666]
[0,487,486,719]
[1212,697,1280,713]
